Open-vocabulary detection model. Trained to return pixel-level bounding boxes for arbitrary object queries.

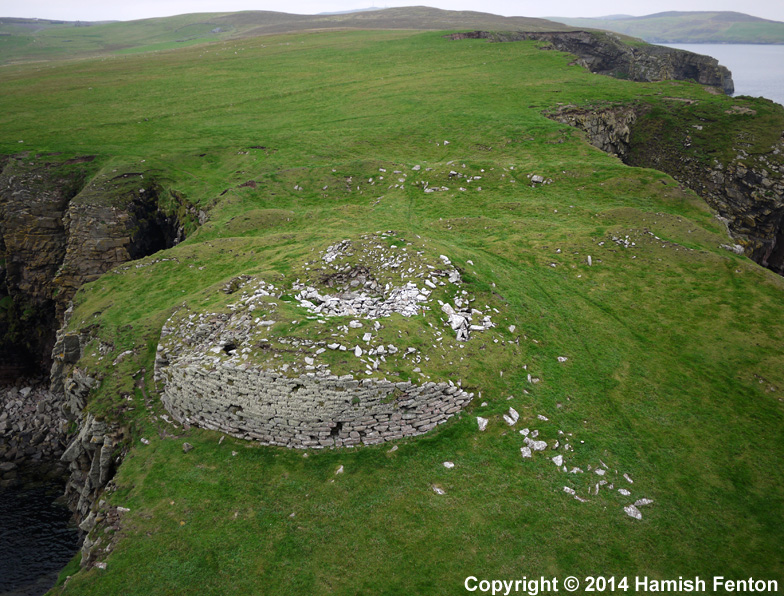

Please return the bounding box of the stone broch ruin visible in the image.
[155,233,489,448]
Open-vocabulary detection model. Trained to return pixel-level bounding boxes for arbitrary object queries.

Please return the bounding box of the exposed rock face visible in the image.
[0,380,70,487]
[550,105,638,159]
[60,412,123,521]
[446,31,734,94]
[0,156,89,378]
[0,154,184,381]
[548,103,784,275]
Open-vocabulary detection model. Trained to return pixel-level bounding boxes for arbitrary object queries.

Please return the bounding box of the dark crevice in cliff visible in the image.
[547,101,784,276]
[0,155,193,382]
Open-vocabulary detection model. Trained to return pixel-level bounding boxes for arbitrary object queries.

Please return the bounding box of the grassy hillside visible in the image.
[550,11,784,43]
[0,8,572,65]
[1,26,783,595]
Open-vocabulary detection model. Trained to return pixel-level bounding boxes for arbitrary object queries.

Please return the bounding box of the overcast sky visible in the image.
[4,0,784,24]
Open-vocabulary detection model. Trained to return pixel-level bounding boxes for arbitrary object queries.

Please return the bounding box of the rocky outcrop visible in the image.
[549,105,638,159]
[548,102,784,275]
[0,156,90,379]
[446,31,734,94]
[60,412,123,522]
[0,154,194,555]
[0,380,70,487]
[0,154,186,381]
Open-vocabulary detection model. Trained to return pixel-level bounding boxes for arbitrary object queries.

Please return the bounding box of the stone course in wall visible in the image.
[160,364,472,448]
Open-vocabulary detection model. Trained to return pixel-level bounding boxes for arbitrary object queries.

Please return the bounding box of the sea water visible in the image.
[663,43,784,106]
[0,481,79,596]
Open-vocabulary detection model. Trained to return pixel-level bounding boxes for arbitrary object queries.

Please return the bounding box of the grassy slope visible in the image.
[0,8,572,65]
[550,11,784,43]
[0,29,782,594]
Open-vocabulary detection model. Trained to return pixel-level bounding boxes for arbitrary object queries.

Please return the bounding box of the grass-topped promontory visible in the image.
[1,25,782,595]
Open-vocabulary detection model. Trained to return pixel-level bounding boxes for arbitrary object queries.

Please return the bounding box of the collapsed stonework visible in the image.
[155,233,488,448]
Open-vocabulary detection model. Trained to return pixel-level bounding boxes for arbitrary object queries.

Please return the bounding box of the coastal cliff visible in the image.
[548,99,784,274]
[0,154,194,524]
[0,155,185,381]
[447,30,734,94]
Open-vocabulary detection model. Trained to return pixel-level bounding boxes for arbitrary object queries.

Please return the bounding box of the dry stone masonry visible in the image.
[155,233,494,448]
[158,365,471,448]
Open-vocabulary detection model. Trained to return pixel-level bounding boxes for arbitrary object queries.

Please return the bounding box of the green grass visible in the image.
[0,25,782,596]
[0,9,573,66]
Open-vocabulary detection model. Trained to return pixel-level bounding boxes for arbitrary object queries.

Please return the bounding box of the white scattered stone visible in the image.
[95,562,107,570]
[508,325,516,333]
[503,407,519,426]
[432,485,445,495]
[335,465,344,475]
[304,357,314,366]
[624,505,642,520]
[623,473,634,483]
[557,356,568,363]
[476,416,488,431]
[354,346,362,357]
[529,439,547,452]
[635,498,654,507]
[388,445,398,452]
[328,343,340,350]
[552,455,563,466]
[116,506,130,513]
[537,414,548,421]
[140,438,150,445]
[520,428,530,437]
[595,469,606,476]
[587,255,592,266]
[570,467,584,474]
[521,446,532,458]
[363,332,372,342]
[563,486,576,496]
[443,461,455,469]
[618,488,631,496]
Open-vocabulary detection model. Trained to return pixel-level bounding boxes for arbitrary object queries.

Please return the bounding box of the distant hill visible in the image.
[548,11,784,43]
[0,7,573,65]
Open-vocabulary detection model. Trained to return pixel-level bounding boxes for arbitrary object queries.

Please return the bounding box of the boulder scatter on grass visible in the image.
[510,405,652,519]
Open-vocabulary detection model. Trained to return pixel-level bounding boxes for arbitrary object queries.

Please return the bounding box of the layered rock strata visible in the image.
[447,30,734,94]
[549,103,784,275]
[0,381,70,487]
[0,155,184,380]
